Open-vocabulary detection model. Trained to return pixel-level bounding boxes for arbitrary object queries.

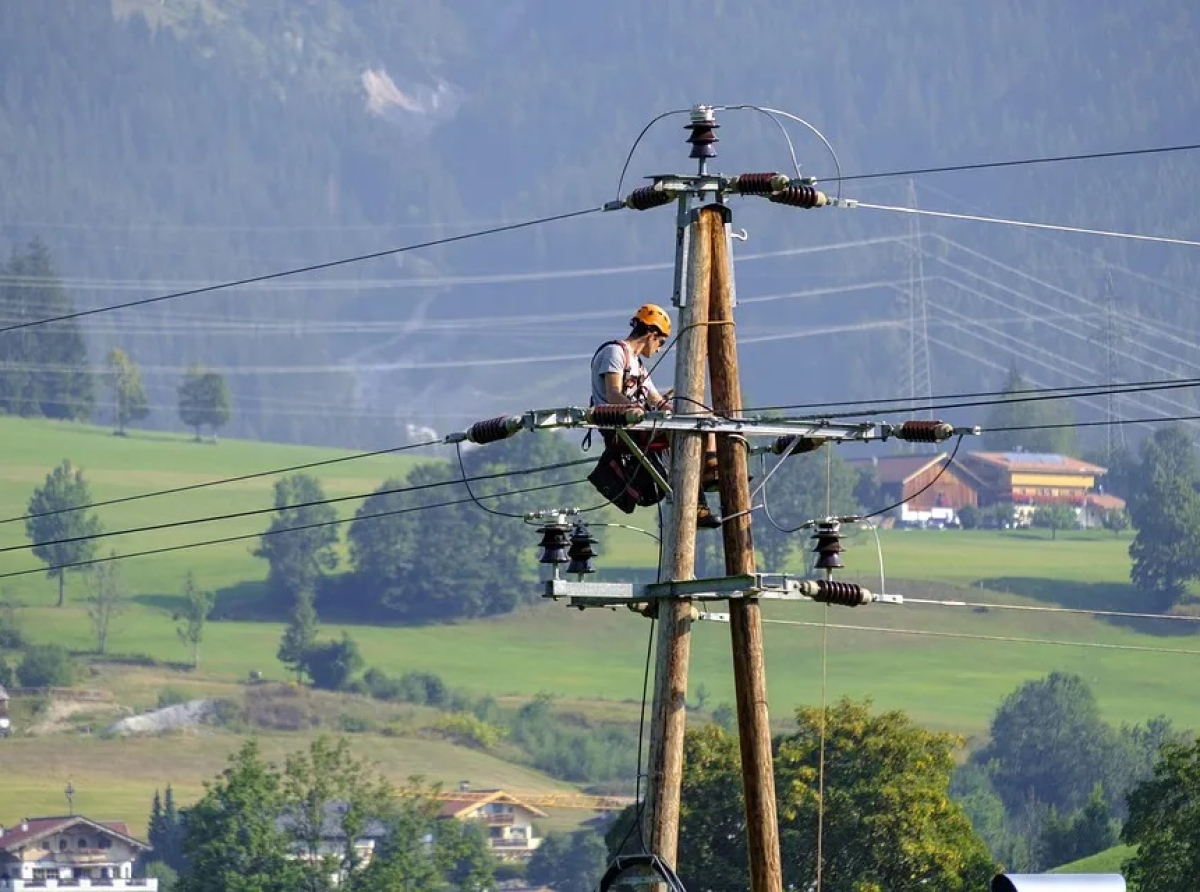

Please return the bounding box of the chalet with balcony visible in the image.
[957,451,1116,523]
[0,816,155,890]
[437,789,546,861]
[846,453,980,524]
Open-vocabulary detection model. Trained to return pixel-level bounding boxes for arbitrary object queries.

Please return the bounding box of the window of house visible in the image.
[60,839,68,851]
[33,868,60,880]
[98,836,111,849]
[78,837,88,848]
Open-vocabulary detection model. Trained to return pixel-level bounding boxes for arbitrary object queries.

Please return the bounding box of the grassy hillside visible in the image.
[2,416,1198,834]
[1051,844,1134,875]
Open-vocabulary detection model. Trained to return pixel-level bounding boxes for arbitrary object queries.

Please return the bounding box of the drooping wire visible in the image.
[720,104,843,203]
[0,476,588,581]
[859,435,965,521]
[0,206,605,333]
[0,437,447,526]
[614,108,692,201]
[2,456,596,556]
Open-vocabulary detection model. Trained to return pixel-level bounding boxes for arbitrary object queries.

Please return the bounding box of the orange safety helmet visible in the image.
[631,303,672,337]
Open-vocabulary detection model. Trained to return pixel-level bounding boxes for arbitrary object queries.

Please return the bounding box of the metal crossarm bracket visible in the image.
[542,572,904,609]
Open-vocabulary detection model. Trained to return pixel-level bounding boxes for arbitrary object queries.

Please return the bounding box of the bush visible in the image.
[300,633,363,691]
[18,643,74,687]
[432,712,505,749]
[157,687,190,709]
[0,605,25,648]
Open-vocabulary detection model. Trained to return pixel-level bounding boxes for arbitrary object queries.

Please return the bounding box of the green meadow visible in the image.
[2,416,1198,830]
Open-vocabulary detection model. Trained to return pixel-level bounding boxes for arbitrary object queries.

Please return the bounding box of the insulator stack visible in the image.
[536,521,572,566]
[566,522,598,576]
[768,185,829,209]
[811,521,844,572]
[771,435,823,456]
[729,172,789,195]
[588,404,646,427]
[625,185,676,211]
[685,106,719,160]
[467,415,522,444]
[896,420,954,443]
[798,579,873,607]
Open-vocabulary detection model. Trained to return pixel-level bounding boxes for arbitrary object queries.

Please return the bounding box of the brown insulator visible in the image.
[730,172,788,195]
[625,185,676,211]
[771,435,823,456]
[467,415,521,444]
[588,404,646,427]
[768,185,829,208]
[896,420,954,442]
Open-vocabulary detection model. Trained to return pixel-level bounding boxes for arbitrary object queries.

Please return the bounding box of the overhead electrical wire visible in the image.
[759,618,1200,657]
[0,475,590,581]
[1,456,595,556]
[0,206,605,333]
[0,437,447,526]
[855,202,1200,248]
[820,142,1200,183]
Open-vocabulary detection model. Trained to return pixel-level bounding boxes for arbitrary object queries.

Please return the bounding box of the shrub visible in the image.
[18,643,74,687]
[157,687,190,709]
[432,712,505,749]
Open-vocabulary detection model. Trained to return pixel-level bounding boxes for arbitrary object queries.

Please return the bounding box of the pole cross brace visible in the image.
[542,573,904,609]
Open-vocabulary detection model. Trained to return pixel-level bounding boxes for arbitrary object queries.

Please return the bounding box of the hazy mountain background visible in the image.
[2,0,1197,450]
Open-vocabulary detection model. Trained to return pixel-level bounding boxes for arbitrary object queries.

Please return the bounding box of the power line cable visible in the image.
[987,413,1200,433]
[0,206,604,333]
[0,476,588,581]
[898,596,1200,625]
[854,202,1200,248]
[760,618,1200,657]
[2,456,594,555]
[821,142,1200,183]
[0,437,447,526]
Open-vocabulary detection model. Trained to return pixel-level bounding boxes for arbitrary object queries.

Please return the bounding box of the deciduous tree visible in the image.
[1031,503,1077,539]
[982,366,1074,455]
[107,347,149,435]
[25,460,104,606]
[1121,738,1200,892]
[175,572,214,669]
[177,366,231,441]
[1126,425,1200,608]
[86,552,126,654]
[254,473,339,608]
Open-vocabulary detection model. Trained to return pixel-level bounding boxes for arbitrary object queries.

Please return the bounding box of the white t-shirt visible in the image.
[591,340,658,406]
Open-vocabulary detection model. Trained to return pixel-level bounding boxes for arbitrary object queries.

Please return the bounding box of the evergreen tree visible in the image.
[982,366,1075,455]
[107,347,149,435]
[0,239,93,421]
[147,785,188,874]
[24,460,104,607]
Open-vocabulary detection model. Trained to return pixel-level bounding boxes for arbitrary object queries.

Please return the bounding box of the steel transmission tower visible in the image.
[1102,268,1127,459]
[902,180,934,431]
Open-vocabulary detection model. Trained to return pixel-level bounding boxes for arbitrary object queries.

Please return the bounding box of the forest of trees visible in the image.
[1,1,1197,450]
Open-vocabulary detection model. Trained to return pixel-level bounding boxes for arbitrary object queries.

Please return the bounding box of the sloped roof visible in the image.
[0,816,144,853]
[1087,493,1126,511]
[275,802,388,841]
[964,452,1107,475]
[437,790,549,820]
[844,454,951,485]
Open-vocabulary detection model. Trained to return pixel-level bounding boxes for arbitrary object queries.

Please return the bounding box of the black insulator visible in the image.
[685,120,720,160]
[896,420,954,443]
[810,579,870,607]
[625,185,676,211]
[589,404,645,427]
[730,172,785,195]
[811,522,844,572]
[768,185,828,209]
[468,415,519,444]
[771,435,823,456]
[566,522,598,576]
[537,523,571,565]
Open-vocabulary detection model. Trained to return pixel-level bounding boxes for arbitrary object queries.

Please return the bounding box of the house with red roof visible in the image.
[957,451,1123,525]
[0,816,154,890]
[437,788,547,861]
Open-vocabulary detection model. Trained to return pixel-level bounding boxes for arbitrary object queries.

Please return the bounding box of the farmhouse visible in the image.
[957,451,1118,522]
[846,453,979,524]
[437,788,547,861]
[0,816,155,890]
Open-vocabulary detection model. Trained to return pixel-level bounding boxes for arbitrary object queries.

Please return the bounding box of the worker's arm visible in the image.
[601,372,633,405]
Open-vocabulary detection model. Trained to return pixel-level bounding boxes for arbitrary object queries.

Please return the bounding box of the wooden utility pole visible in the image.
[708,210,784,892]
[644,202,714,868]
